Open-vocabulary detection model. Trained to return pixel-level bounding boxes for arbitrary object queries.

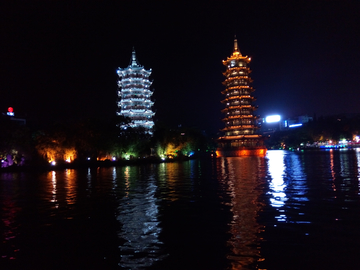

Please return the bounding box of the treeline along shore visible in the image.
[0,115,217,171]
[2,113,360,171]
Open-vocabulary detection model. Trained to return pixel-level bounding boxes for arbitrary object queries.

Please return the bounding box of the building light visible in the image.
[289,123,302,128]
[265,115,281,123]
[7,107,14,116]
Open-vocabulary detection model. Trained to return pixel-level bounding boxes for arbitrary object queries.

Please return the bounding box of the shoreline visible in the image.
[0,155,214,173]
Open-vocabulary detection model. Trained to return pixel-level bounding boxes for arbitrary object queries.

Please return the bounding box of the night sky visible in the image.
[1,1,360,134]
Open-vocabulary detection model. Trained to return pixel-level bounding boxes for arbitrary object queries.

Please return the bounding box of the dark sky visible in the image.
[1,1,360,133]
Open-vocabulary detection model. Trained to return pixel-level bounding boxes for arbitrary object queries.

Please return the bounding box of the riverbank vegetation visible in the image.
[0,116,217,169]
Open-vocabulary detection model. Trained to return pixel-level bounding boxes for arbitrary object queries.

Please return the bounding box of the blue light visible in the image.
[289,123,302,128]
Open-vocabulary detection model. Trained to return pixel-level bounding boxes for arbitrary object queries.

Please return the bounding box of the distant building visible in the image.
[217,38,266,157]
[286,115,313,128]
[261,114,313,133]
[116,48,155,134]
[1,107,26,126]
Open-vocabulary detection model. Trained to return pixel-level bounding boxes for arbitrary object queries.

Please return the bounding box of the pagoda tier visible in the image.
[217,38,266,157]
[117,48,155,134]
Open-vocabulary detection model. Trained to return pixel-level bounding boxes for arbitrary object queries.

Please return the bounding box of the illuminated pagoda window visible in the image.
[117,48,155,134]
[217,37,266,157]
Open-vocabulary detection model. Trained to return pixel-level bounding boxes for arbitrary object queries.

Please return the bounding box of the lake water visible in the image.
[1,149,360,270]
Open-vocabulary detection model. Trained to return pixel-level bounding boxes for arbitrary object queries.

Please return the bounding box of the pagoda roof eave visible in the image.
[222,115,258,121]
[222,54,251,65]
[221,105,257,110]
[220,99,256,105]
[218,134,263,140]
[221,125,259,131]
[117,66,152,73]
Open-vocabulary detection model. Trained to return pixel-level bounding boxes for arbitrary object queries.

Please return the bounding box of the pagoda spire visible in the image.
[233,36,241,55]
[130,47,139,67]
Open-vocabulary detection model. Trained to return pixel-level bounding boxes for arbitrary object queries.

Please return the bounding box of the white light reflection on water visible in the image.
[357,149,360,195]
[267,150,288,209]
[267,150,310,224]
[112,167,117,190]
[86,167,92,196]
[117,166,166,269]
[285,151,308,202]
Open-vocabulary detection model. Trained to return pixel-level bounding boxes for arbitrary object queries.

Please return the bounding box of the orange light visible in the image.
[216,148,267,157]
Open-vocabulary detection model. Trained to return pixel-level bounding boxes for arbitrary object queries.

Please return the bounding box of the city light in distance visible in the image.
[289,123,303,128]
[265,115,281,123]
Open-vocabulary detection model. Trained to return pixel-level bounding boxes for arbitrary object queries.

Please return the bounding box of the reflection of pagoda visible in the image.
[117,48,155,134]
[217,38,266,157]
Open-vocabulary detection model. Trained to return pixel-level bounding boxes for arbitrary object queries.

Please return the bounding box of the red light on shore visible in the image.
[7,107,14,116]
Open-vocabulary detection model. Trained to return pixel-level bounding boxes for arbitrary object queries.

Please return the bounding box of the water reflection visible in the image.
[285,151,308,202]
[267,150,287,209]
[64,169,77,205]
[330,150,336,193]
[356,149,360,195]
[0,173,22,261]
[158,162,193,202]
[267,150,309,224]
[217,157,266,269]
[327,149,360,197]
[2,152,360,269]
[86,167,92,195]
[116,166,165,269]
[50,171,58,208]
[46,169,77,208]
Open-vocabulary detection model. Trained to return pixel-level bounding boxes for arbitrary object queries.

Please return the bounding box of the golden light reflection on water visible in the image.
[330,150,336,193]
[64,169,77,205]
[50,171,58,208]
[218,156,266,269]
[123,166,130,198]
[46,169,77,208]
[158,162,192,202]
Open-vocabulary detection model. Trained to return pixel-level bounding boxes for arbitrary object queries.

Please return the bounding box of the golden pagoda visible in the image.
[216,38,266,157]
